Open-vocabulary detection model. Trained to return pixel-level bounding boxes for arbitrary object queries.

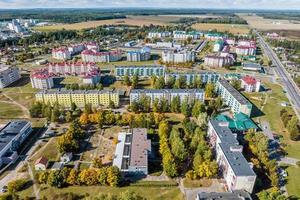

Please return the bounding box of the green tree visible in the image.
[181,98,191,117]
[106,166,121,187]
[154,76,165,89]
[131,74,139,89]
[192,100,204,118]
[205,83,215,98]
[170,96,180,113]
[124,75,131,86]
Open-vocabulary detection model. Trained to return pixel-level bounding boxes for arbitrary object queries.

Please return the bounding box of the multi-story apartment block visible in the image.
[30,68,54,89]
[204,53,235,68]
[68,44,85,55]
[147,31,171,38]
[162,50,195,63]
[204,33,224,40]
[127,47,151,62]
[31,62,100,89]
[241,75,261,92]
[52,48,72,60]
[0,121,32,167]
[81,49,122,63]
[216,79,252,116]
[173,31,202,40]
[130,89,205,105]
[236,40,257,56]
[115,65,165,79]
[0,65,21,88]
[113,128,151,175]
[208,120,256,193]
[35,89,119,108]
[84,42,99,51]
[165,72,220,85]
[213,40,225,52]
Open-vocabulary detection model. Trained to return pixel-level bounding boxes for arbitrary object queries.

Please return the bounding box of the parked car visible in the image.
[1,185,8,193]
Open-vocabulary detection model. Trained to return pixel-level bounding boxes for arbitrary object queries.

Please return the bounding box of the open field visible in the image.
[18,181,183,200]
[0,101,25,119]
[192,23,250,34]
[285,165,300,198]
[239,14,300,31]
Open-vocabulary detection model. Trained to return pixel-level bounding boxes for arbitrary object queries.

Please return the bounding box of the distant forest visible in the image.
[173,16,248,24]
[0,8,299,23]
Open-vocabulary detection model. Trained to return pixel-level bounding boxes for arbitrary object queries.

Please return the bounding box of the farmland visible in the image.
[191,23,250,34]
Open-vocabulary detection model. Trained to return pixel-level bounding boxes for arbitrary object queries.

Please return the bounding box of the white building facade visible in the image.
[0,65,21,88]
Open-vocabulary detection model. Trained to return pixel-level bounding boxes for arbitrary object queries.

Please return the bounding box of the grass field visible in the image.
[183,178,212,188]
[192,23,250,34]
[238,14,300,31]
[0,101,25,119]
[285,165,300,198]
[17,182,183,200]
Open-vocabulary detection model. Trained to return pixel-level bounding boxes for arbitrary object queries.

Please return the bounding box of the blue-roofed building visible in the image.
[0,121,32,166]
[127,47,151,62]
[115,65,165,79]
[208,120,256,193]
[165,72,220,85]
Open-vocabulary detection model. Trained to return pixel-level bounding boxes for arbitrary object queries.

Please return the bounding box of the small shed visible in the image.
[51,162,64,170]
[35,157,49,171]
[60,152,73,164]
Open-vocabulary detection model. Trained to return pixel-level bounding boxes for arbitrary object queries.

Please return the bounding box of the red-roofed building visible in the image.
[52,47,71,60]
[30,68,54,89]
[241,75,261,92]
[236,40,257,56]
[35,156,49,171]
[81,50,122,63]
[204,52,235,68]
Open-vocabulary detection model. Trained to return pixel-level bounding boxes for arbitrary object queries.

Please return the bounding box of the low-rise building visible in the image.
[0,65,21,88]
[0,121,32,167]
[115,65,165,79]
[113,128,151,175]
[165,72,220,85]
[147,31,171,38]
[208,120,256,193]
[204,53,235,68]
[241,75,261,92]
[196,190,252,200]
[242,62,262,72]
[130,89,205,106]
[35,157,49,171]
[52,48,71,60]
[216,79,252,116]
[127,47,151,62]
[35,89,119,108]
[81,49,122,63]
[162,50,195,63]
[60,152,73,164]
[204,33,224,40]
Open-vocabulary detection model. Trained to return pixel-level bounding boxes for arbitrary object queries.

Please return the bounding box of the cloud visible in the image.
[0,0,299,9]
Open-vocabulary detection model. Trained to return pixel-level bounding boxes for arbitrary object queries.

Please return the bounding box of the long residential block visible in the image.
[0,121,32,167]
[165,72,220,85]
[35,89,119,107]
[208,120,256,193]
[115,65,165,79]
[0,65,21,88]
[130,89,205,105]
[216,79,252,116]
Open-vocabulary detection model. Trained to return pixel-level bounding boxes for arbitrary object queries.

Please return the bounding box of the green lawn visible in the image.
[286,165,300,198]
[0,101,25,119]
[31,182,183,200]
[61,76,82,85]
[183,178,212,188]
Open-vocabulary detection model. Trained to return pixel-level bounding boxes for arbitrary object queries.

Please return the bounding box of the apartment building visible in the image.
[113,128,151,175]
[130,89,205,105]
[173,31,202,40]
[147,31,171,38]
[84,42,99,51]
[165,72,220,85]
[127,47,151,62]
[67,44,85,55]
[236,40,257,56]
[208,120,256,193]
[52,48,72,60]
[0,65,21,88]
[241,75,261,92]
[35,89,119,108]
[115,65,165,79]
[81,49,122,63]
[216,79,252,116]
[30,68,54,89]
[204,33,224,40]
[213,40,225,52]
[0,121,32,167]
[162,50,195,63]
[204,53,235,68]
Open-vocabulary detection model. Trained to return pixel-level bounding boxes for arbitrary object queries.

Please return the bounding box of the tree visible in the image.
[152,98,160,113]
[193,76,202,89]
[51,107,60,122]
[38,171,49,184]
[65,111,73,123]
[67,169,78,185]
[170,129,187,162]
[106,166,121,187]
[166,76,175,88]
[268,60,273,66]
[192,100,204,118]
[119,191,146,200]
[47,170,68,188]
[84,104,92,114]
[160,98,169,113]
[97,167,108,185]
[105,111,116,125]
[205,83,215,98]
[131,74,139,89]
[181,98,191,117]
[197,112,208,128]
[130,101,139,113]
[92,157,103,168]
[154,76,165,89]
[287,116,299,141]
[170,96,180,113]
[79,169,99,186]
[174,75,186,89]
[231,79,241,90]
[71,102,77,111]
[124,75,131,86]
[7,179,28,194]
[79,113,89,125]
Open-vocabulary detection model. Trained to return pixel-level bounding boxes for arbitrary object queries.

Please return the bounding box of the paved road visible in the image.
[256,31,300,120]
[261,121,274,140]
[278,157,300,166]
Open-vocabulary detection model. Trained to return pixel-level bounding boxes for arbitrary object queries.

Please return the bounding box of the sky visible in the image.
[0,0,300,9]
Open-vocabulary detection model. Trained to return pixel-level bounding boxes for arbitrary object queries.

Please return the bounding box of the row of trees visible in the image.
[150,75,204,90]
[158,119,218,178]
[37,166,120,188]
[244,130,279,189]
[280,109,300,141]
[30,102,65,122]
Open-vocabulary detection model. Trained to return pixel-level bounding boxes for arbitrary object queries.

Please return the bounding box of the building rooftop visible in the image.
[218,79,251,105]
[242,75,258,85]
[0,121,30,151]
[242,63,262,70]
[219,142,256,176]
[36,89,117,95]
[215,113,258,132]
[130,89,204,94]
[115,65,164,69]
[210,120,239,145]
[197,190,252,200]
